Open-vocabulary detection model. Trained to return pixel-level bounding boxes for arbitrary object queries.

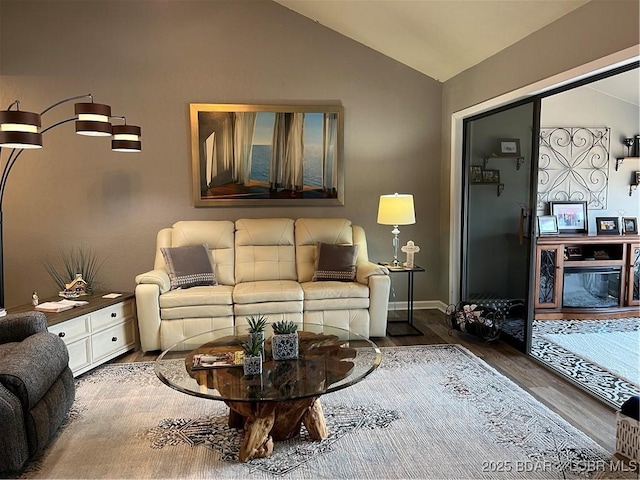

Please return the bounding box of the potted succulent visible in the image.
[241,335,264,376]
[271,320,299,360]
[246,314,267,358]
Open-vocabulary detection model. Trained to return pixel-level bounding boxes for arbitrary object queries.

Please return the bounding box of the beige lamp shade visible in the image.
[377,193,416,225]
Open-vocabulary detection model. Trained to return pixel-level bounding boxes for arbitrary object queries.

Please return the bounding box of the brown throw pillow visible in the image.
[312,243,359,282]
[160,244,216,290]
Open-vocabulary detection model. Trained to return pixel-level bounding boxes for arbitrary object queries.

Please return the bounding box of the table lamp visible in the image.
[377,193,415,266]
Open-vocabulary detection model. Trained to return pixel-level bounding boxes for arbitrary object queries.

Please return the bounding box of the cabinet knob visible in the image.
[111,312,117,318]
[111,336,118,342]
[58,332,65,338]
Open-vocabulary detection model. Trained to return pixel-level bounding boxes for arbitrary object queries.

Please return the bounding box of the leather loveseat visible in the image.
[135,218,390,351]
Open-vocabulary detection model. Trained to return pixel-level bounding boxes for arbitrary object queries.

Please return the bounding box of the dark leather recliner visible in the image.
[0,311,75,472]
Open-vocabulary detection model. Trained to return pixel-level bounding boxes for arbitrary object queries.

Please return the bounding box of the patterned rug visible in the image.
[15,345,622,479]
[531,317,640,408]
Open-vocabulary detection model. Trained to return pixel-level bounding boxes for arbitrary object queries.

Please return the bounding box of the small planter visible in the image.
[271,332,299,360]
[243,354,262,376]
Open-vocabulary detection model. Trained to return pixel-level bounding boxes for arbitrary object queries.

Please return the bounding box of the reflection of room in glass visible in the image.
[201,111,339,199]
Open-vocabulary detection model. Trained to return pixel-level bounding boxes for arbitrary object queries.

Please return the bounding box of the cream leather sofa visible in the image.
[135,218,390,351]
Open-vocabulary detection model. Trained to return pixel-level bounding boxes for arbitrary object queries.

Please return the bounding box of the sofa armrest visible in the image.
[135,283,163,352]
[135,269,171,293]
[0,383,28,472]
[0,312,48,344]
[367,274,391,337]
[356,261,389,285]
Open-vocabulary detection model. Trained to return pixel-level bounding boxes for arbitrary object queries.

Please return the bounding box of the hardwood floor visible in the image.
[113,309,618,453]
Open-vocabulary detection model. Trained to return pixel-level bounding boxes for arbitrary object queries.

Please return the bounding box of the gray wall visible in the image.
[0,0,441,307]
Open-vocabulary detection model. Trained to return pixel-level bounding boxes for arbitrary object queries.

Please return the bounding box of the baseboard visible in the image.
[388,300,448,313]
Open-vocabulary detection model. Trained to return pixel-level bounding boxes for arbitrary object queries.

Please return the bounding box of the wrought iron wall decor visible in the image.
[537,127,610,212]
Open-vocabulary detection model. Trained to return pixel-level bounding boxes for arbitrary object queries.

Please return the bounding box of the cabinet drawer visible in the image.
[91,320,135,361]
[48,316,91,344]
[66,338,92,374]
[91,300,135,331]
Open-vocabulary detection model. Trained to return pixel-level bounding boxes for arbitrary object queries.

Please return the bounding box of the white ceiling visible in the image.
[274,0,590,82]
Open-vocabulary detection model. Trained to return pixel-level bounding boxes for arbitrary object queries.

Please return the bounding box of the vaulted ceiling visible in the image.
[275,0,590,82]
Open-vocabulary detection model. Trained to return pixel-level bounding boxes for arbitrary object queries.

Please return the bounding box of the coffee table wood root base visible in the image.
[230,397,328,462]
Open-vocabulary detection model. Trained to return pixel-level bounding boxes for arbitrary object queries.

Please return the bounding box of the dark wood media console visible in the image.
[535,234,640,319]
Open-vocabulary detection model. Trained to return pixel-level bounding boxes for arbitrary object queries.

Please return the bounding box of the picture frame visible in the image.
[538,215,559,235]
[498,138,521,156]
[482,169,500,184]
[549,201,588,233]
[595,217,621,235]
[189,103,344,207]
[622,217,638,235]
[635,171,640,185]
[470,165,483,183]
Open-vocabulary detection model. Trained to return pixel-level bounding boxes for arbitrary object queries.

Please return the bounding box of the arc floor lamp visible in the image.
[0,93,142,316]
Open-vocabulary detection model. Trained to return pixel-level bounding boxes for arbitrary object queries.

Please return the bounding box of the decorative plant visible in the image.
[241,335,264,358]
[43,246,107,294]
[247,314,268,333]
[272,320,298,335]
[271,320,299,360]
[241,336,264,376]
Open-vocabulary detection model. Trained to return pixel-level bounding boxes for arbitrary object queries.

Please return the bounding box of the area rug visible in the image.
[531,317,640,408]
[16,345,619,479]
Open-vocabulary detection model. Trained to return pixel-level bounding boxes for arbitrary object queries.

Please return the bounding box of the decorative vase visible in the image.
[243,354,262,376]
[248,331,265,359]
[271,331,299,360]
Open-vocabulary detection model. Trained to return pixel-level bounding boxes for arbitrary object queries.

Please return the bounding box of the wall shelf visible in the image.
[471,182,505,196]
[483,155,525,170]
[615,156,639,171]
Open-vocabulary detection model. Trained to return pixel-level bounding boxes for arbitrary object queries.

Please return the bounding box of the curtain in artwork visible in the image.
[322,113,338,193]
[204,131,216,187]
[220,116,233,177]
[270,113,305,191]
[232,112,257,185]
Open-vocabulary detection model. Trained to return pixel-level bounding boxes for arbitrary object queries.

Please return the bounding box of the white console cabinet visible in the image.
[13,292,137,377]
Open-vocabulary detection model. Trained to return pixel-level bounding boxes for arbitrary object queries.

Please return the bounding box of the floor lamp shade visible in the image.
[75,102,112,136]
[0,110,43,149]
[111,124,141,152]
[377,193,416,226]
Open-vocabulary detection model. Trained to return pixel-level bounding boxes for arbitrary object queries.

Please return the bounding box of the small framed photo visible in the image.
[565,245,583,260]
[498,138,520,156]
[622,217,638,235]
[538,215,559,235]
[549,201,588,233]
[595,217,621,235]
[470,165,483,183]
[482,169,500,184]
[635,171,640,185]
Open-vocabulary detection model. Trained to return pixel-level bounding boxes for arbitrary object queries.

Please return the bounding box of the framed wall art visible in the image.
[470,165,483,183]
[482,169,500,184]
[498,138,520,156]
[189,103,344,206]
[595,217,620,235]
[549,201,588,233]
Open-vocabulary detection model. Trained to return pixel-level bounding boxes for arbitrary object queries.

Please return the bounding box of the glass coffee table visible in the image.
[154,324,381,462]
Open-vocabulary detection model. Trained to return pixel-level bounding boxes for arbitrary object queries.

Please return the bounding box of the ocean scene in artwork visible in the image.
[250,144,323,187]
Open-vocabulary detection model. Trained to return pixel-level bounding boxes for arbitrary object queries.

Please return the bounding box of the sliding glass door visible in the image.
[461,100,539,351]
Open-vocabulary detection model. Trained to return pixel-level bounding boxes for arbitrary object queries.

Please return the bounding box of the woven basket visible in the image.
[616,412,639,461]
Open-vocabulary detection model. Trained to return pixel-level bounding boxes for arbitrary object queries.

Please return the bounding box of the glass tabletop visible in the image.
[154,324,382,403]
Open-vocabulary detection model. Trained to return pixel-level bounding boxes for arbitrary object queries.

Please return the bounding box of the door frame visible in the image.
[448,47,639,352]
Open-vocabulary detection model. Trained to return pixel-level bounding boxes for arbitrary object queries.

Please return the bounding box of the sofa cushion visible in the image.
[295,218,355,282]
[233,280,303,304]
[235,218,297,283]
[302,280,369,300]
[161,244,216,290]
[313,243,359,282]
